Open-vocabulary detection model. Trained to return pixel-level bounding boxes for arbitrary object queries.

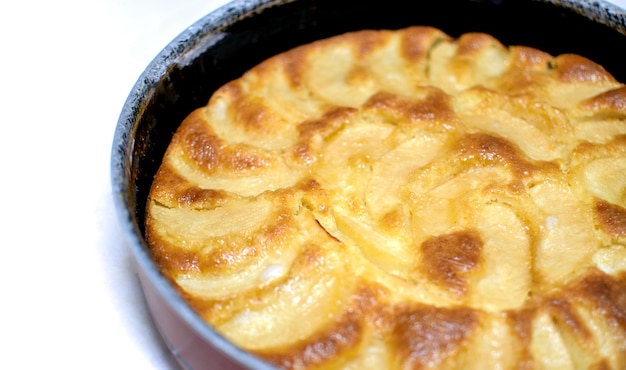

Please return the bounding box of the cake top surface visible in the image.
[146,26,626,369]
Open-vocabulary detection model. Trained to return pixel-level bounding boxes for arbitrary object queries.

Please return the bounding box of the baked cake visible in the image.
[145,26,626,369]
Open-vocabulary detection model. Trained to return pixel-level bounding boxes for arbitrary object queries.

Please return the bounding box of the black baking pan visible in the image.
[111,0,626,368]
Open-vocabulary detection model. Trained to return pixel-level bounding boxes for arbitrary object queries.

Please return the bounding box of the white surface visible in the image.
[1,0,625,369]
[0,1,230,369]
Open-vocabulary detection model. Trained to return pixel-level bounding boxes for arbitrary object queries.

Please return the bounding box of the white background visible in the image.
[1,0,625,369]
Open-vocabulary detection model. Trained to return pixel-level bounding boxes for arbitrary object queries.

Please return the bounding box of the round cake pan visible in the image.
[111,0,626,368]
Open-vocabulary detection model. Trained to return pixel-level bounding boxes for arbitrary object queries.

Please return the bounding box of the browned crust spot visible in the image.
[456,32,502,56]
[175,108,271,172]
[148,238,201,273]
[419,230,483,296]
[391,304,480,369]
[254,283,384,369]
[509,46,553,71]
[506,268,626,366]
[453,133,537,177]
[150,163,229,209]
[594,198,626,237]
[147,198,297,274]
[546,297,593,342]
[364,88,457,126]
[571,268,626,332]
[258,316,362,370]
[580,86,626,116]
[292,107,357,164]
[400,26,450,62]
[506,307,539,369]
[554,54,616,83]
[340,29,389,59]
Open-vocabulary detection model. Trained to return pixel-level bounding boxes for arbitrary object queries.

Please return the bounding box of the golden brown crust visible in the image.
[146,27,626,369]
[594,199,626,237]
[391,304,480,369]
[418,231,483,296]
[555,54,616,83]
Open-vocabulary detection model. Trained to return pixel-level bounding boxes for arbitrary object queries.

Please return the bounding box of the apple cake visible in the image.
[145,26,626,369]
